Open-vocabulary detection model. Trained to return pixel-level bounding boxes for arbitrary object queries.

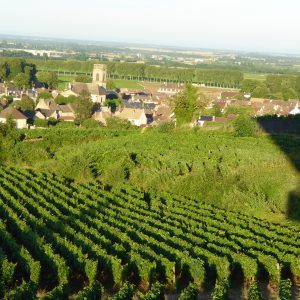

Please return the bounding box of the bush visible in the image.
[82,119,101,129]
[48,118,58,127]
[155,121,175,133]
[106,118,134,130]
[34,119,48,128]
[55,121,77,128]
[233,115,257,137]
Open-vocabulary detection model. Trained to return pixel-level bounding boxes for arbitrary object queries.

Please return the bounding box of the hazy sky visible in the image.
[1,0,300,54]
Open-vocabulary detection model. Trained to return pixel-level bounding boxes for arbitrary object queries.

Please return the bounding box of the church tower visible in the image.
[92,64,107,88]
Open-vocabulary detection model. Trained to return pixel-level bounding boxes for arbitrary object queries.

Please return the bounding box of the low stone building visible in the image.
[0,107,28,129]
[115,108,148,126]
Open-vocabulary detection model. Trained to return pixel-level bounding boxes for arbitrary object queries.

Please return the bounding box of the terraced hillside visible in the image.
[0,166,299,299]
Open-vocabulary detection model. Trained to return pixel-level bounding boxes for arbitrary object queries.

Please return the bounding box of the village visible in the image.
[0,63,299,129]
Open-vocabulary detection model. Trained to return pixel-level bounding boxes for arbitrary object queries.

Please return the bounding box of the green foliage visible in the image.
[105,98,122,113]
[37,91,52,100]
[179,283,198,300]
[111,282,135,300]
[5,281,36,300]
[0,117,22,162]
[212,280,230,300]
[0,165,298,297]
[22,58,244,86]
[73,90,93,125]
[233,115,257,137]
[1,257,16,287]
[48,117,58,127]
[106,117,134,129]
[107,79,117,90]
[85,260,98,284]
[138,282,164,300]
[155,121,175,133]
[14,73,30,89]
[241,74,300,100]
[14,96,35,111]
[241,79,261,94]
[252,82,269,98]
[279,279,292,300]
[37,72,58,89]
[81,118,101,128]
[55,95,78,105]
[75,281,102,300]
[74,75,92,83]
[174,84,199,126]
[248,281,263,300]
[34,118,48,128]
[0,58,36,82]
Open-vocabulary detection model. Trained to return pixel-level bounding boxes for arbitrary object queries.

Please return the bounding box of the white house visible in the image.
[115,108,147,126]
[289,105,300,115]
[0,107,28,129]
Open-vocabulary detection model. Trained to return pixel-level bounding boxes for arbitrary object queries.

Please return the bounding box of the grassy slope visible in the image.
[14,128,300,224]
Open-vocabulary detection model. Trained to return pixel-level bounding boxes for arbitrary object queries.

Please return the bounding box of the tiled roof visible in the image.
[0,107,28,120]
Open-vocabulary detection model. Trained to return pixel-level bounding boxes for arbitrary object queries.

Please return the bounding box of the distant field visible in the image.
[58,75,76,90]
[113,79,144,90]
[244,72,268,81]
[57,76,144,90]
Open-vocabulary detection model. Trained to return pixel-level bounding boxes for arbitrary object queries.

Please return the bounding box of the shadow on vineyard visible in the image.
[257,117,300,221]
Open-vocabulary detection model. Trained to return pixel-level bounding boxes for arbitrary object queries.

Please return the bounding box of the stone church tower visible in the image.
[92,64,107,88]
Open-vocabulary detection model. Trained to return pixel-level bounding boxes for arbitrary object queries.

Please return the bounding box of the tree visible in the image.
[106,79,116,90]
[14,73,30,90]
[281,87,297,100]
[240,79,260,94]
[234,114,257,137]
[252,83,270,98]
[73,90,93,125]
[37,72,58,89]
[104,98,122,113]
[37,91,52,100]
[15,96,35,111]
[7,58,25,79]
[174,84,207,126]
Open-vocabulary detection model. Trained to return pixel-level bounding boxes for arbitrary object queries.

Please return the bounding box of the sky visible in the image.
[0,0,300,54]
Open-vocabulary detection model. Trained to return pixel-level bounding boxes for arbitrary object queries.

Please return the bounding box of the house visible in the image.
[70,82,106,103]
[289,106,300,115]
[115,108,148,126]
[153,104,174,124]
[59,90,77,98]
[157,83,184,95]
[0,107,28,129]
[35,98,59,120]
[35,109,58,120]
[35,99,58,110]
[58,104,75,122]
[92,108,112,125]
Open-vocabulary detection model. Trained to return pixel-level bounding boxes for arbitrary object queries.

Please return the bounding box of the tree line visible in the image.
[241,75,300,100]
[22,58,244,87]
[0,58,58,89]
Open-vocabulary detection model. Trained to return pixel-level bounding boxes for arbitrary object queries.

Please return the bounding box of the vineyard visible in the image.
[0,166,299,299]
